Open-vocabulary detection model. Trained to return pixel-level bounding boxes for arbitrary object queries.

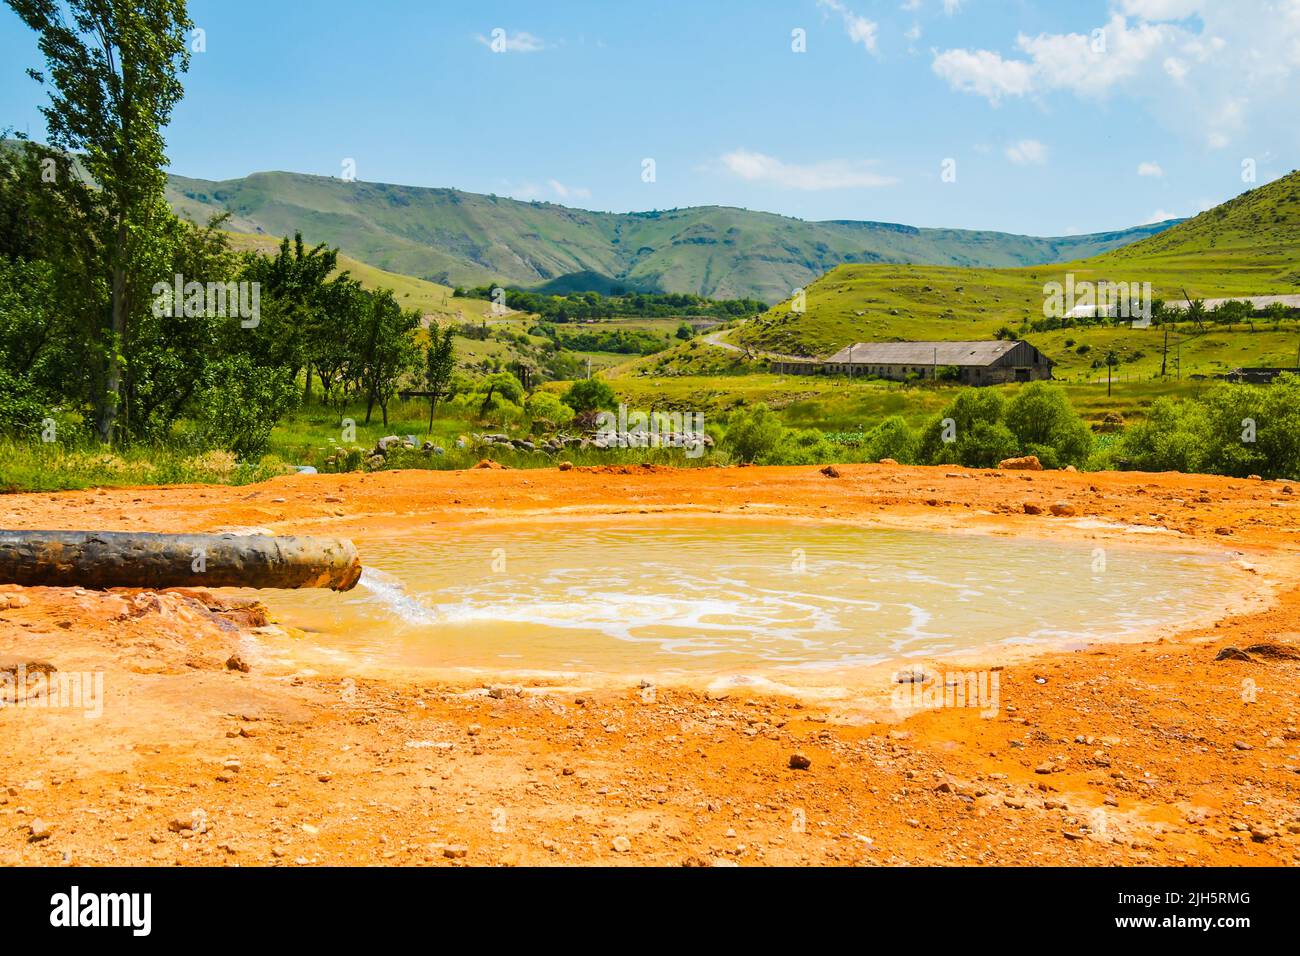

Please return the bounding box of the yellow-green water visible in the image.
[249,520,1234,681]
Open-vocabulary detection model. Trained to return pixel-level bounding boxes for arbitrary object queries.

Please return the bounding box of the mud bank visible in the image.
[2,462,1299,866]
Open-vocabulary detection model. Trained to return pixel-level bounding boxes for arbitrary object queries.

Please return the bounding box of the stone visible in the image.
[878,458,898,465]
[788,753,811,770]
[443,845,468,859]
[611,835,632,853]
[1023,502,1043,515]
[999,455,1043,471]
[225,654,251,673]
[820,465,841,478]
[27,818,51,842]
[1215,646,1253,662]
[1049,502,1077,517]
[558,461,574,471]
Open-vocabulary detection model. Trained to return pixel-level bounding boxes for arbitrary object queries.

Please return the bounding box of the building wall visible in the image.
[773,357,1053,383]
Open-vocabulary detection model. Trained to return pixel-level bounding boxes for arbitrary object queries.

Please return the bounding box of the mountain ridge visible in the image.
[163,167,1181,302]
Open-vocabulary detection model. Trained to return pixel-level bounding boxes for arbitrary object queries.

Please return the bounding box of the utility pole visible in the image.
[1161,321,1169,377]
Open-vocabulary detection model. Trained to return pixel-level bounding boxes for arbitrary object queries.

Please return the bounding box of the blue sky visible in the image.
[2,0,1297,235]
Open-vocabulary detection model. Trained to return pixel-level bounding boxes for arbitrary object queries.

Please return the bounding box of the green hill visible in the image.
[720,170,1300,380]
[164,169,1177,303]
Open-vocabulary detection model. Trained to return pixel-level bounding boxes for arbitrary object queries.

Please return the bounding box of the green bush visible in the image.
[864,415,919,463]
[197,356,299,460]
[0,367,49,435]
[1004,382,1093,467]
[525,390,575,429]
[1119,375,1300,479]
[561,378,617,413]
[723,404,787,463]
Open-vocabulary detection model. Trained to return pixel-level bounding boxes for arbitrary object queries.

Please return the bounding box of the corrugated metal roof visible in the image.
[825,341,1023,366]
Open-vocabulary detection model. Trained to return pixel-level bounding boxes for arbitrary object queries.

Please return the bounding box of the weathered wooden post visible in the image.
[0,531,362,591]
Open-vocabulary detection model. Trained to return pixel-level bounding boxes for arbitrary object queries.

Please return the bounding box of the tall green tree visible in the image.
[357,289,420,427]
[424,324,456,434]
[8,0,194,443]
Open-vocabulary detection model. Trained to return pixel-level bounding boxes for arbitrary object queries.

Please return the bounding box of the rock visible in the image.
[1023,502,1043,515]
[820,465,841,478]
[487,684,522,699]
[474,459,505,470]
[1249,825,1274,842]
[0,594,31,610]
[1233,740,1253,751]
[878,458,898,465]
[375,435,403,452]
[1242,642,1300,661]
[301,824,319,835]
[894,667,929,684]
[443,845,468,859]
[788,753,811,770]
[611,835,632,853]
[558,461,573,471]
[225,654,251,673]
[1034,761,1056,774]
[999,455,1043,471]
[1215,646,1254,662]
[1049,502,1077,517]
[27,818,51,842]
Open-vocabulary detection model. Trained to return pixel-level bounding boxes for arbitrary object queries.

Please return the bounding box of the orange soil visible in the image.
[2,462,1299,866]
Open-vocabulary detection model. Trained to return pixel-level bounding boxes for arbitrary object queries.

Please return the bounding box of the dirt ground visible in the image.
[2,462,1299,867]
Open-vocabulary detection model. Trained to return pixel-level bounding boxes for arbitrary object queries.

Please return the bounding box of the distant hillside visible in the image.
[723,170,1300,356]
[164,168,1177,303]
[224,232,494,324]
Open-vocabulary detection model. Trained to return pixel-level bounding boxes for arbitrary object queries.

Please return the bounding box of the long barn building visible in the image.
[771,340,1053,386]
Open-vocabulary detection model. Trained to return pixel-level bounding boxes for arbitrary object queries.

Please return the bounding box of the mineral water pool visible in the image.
[248,519,1236,682]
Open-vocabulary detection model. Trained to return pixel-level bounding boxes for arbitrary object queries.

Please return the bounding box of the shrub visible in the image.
[0,367,49,435]
[197,356,299,460]
[723,404,787,463]
[561,377,617,413]
[524,390,575,428]
[864,415,919,463]
[1004,382,1093,467]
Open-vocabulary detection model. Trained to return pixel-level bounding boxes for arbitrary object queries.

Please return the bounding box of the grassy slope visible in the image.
[223,231,494,322]
[165,169,1176,303]
[724,170,1300,379]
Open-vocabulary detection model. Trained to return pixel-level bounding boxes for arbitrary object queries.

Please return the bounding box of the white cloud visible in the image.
[900,0,921,11]
[1145,208,1176,223]
[719,149,898,190]
[943,0,963,14]
[931,48,1036,103]
[905,22,922,43]
[475,30,546,54]
[1005,139,1048,165]
[1137,161,1164,176]
[547,179,591,201]
[931,2,1300,150]
[817,0,879,54]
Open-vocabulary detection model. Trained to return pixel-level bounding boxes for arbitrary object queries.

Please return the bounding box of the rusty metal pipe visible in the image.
[0,531,362,591]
